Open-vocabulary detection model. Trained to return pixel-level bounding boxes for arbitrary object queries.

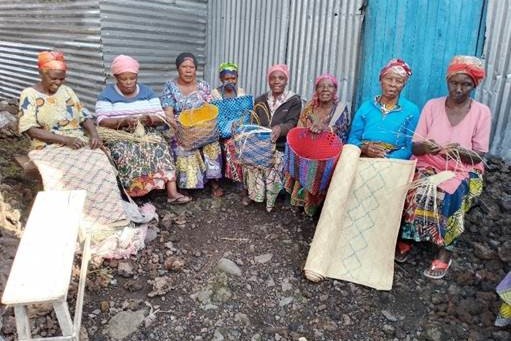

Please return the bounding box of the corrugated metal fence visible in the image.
[207,0,364,107]
[476,0,511,160]
[0,0,208,110]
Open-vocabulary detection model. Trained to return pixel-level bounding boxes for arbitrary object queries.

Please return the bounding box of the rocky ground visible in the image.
[0,98,510,340]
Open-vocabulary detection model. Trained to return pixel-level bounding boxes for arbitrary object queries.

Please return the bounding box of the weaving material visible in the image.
[304,144,416,290]
[233,123,274,168]
[285,128,343,195]
[212,95,253,138]
[28,145,130,234]
[176,103,219,150]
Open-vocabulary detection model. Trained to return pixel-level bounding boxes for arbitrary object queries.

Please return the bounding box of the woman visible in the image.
[398,56,491,279]
[284,73,350,216]
[211,62,246,100]
[160,53,223,197]
[242,64,302,211]
[348,59,419,159]
[495,272,511,327]
[95,55,191,204]
[18,51,131,240]
[212,62,248,183]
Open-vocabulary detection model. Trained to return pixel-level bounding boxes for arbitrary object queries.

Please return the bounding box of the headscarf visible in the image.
[267,64,289,80]
[38,51,67,71]
[111,55,139,75]
[312,73,338,107]
[218,62,238,78]
[176,52,197,68]
[446,55,485,87]
[379,58,412,80]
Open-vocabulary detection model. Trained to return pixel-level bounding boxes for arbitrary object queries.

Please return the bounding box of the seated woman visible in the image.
[95,55,191,204]
[160,52,223,197]
[284,73,351,216]
[398,56,491,279]
[348,59,419,159]
[18,51,131,240]
[242,64,302,211]
[211,62,249,184]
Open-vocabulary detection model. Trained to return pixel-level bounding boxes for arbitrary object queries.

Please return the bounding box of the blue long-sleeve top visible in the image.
[348,96,420,159]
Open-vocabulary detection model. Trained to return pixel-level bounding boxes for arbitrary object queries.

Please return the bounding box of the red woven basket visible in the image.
[286,127,342,160]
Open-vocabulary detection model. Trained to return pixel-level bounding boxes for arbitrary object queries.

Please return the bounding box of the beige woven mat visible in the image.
[304,144,416,290]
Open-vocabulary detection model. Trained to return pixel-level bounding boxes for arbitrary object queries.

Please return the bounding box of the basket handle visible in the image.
[253,102,272,127]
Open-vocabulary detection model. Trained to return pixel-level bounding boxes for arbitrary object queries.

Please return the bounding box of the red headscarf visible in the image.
[38,51,67,71]
[446,55,485,86]
[379,58,412,80]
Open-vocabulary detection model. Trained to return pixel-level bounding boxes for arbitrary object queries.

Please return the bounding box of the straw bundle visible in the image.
[96,121,163,144]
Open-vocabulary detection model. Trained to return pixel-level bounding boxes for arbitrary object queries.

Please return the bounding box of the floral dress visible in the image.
[160,80,222,189]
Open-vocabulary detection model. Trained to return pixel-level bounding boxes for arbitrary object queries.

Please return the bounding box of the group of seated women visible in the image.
[18,51,491,280]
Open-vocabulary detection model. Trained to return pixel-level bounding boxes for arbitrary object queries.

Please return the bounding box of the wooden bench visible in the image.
[2,190,90,340]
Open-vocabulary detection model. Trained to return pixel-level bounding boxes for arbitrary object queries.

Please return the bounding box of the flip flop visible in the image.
[423,259,452,279]
[395,241,412,263]
[167,195,192,205]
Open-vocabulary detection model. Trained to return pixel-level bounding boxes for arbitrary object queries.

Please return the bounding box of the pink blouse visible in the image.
[412,97,491,193]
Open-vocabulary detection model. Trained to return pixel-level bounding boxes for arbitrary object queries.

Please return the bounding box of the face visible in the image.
[115,72,138,96]
[221,73,238,86]
[447,73,475,103]
[316,79,337,103]
[40,69,66,95]
[380,72,406,99]
[178,59,196,83]
[268,71,288,95]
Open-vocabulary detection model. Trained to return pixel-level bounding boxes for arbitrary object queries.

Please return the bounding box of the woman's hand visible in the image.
[361,142,386,158]
[271,125,281,143]
[64,136,87,149]
[309,122,328,134]
[141,115,157,127]
[422,139,442,154]
[119,117,138,131]
[89,135,103,149]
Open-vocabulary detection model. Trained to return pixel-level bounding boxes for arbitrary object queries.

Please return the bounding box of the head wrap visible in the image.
[38,51,67,71]
[446,55,485,86]
[176,52,197,68]
[312,73,338,107]
[267,64,289,80]
[379,58,412,80]
[218,62,238,78]
[111,55,139,75]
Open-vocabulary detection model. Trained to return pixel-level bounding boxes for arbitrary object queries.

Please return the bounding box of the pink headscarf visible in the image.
[312,73,339,107]
[379,58,412,80]
[111,55,140,75]
[267,64,289,80]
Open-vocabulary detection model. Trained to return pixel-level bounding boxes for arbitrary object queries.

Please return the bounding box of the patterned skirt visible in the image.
[221,138,243,182]
[496,272,511,326]
[172,141,222,189]
[243,151,284,211]
[401,168,483,247]
[106,136,176,197]
[283,175,325,216]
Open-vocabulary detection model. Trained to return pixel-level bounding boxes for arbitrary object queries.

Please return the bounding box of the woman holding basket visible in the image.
[284,73,350,216]
[241,64,302,211]
[160,52,224,197]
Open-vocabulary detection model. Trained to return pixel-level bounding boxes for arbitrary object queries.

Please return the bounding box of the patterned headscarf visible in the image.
[176,52,197,68]
[38,51,67,71]
[111,55,139,75]
[218,62,238,78]
[379,58,412,80]
[312,73,338,107]
[446,55,485,86]
[267,64,289,80]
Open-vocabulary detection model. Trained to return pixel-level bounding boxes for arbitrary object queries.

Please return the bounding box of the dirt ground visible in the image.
[0,131,510,341]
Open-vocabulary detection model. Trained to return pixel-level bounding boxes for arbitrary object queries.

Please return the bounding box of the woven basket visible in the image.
[232,103,275,169]
[211,95,253,138]
[176,103,219,150]
[284,127,343,195]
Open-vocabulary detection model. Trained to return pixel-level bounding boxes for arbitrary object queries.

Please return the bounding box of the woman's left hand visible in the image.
[89,135,103,149]
[309,122,328,134]
[271,125,281,143]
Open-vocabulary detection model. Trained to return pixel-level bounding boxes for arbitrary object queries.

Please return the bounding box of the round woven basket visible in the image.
[285,127,343,195]
[176,103,219,150]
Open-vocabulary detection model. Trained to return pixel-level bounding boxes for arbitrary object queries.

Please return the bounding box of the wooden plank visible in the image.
[1,190,86,305]
[14,305,31,339]
[73,234,91,336]
[53,301,73,337]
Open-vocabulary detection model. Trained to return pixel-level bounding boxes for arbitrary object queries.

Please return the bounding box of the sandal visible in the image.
[423,259,452,279]
[167,195,192,205]
[395,241,412,263]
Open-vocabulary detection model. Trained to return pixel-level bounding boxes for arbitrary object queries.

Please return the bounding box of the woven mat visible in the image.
[304,144,416,290]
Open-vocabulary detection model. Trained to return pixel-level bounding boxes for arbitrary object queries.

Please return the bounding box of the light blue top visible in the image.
[348,96,420,159]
